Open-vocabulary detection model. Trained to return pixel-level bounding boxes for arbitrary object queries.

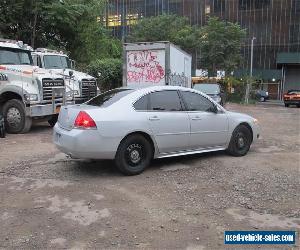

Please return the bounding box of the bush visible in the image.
[87,58,122,91]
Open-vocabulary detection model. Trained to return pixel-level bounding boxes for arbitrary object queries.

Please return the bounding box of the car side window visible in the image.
[181,91,215,112]
[134,94,149,110]
[149,90,183,111]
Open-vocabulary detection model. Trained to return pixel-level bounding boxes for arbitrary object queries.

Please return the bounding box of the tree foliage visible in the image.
[87,58,123,91]
[127,14,201,55]
[199,17,246,73]
[128,15,246,73]
[0,0,121,65]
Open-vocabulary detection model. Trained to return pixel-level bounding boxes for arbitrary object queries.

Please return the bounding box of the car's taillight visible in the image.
[74,111,97,129]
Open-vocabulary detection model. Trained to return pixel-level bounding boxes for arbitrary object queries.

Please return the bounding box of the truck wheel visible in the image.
[0,116,5,138]
[3,99,32,134]
[115,134,153,175]
[48,115,58,127]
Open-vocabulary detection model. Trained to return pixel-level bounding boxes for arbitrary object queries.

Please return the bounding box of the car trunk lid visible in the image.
[58,104,97,130]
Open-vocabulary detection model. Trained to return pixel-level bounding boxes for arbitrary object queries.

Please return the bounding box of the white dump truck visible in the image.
[32,48,98,104]
[123,41,192,88]
[0,39,73,133]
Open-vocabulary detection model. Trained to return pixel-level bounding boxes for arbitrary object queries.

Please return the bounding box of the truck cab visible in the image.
[32,49,98,104]
[0,39,73,133]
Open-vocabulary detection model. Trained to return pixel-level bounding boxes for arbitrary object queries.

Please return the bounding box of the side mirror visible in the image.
[69,70,74,77]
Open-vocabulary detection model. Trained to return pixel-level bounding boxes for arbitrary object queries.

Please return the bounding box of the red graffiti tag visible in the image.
[127,51,165,84]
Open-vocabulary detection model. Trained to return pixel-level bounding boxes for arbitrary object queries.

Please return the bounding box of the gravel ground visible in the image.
[0,103,299,249]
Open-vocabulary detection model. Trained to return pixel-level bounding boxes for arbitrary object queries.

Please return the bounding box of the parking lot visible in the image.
[0,103,299,249]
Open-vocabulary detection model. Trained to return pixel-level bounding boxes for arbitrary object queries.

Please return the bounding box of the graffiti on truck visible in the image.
[166,71,189,87]
[127,50,165,84]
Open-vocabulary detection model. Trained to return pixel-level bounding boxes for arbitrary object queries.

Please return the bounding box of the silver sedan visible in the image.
[53,85,260,175]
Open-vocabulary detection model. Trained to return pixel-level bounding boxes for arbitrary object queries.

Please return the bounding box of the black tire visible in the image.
[226,125,252,157]
[297,104,300,108]
[284,103,289,107]
[48,114,58,127]
[115,134,153,175]
[3,99,32,134]
[0,116,5,138]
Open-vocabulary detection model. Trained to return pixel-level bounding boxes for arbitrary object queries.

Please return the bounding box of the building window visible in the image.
[205,4,211,14]
[239,0,252,10]
[254,0,270,9]
[213,0,225,13]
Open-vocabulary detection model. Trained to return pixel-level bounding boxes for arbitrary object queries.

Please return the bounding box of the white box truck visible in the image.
[123,41,192,88]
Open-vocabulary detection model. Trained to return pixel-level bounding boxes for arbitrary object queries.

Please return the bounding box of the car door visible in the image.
[180,90,229,149]
[135,90,190,154]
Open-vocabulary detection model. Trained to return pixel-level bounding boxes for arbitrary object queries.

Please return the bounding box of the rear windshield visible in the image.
[287,90,300,94]
[86,89,134,108]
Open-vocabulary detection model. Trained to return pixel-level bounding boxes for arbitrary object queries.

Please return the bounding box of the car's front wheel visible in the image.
[115,134,153,175]
[48,114,58,127]
[226,125,252,157]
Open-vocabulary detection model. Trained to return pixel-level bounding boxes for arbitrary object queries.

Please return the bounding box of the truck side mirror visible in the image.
[70,60,76,69]
[69,70,74,77]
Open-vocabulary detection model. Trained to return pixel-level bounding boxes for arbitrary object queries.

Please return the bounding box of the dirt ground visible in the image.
[0,103,299,249]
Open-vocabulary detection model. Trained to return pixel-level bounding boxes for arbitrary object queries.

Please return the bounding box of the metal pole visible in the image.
[250,37,255,78]
[245,37,256,104]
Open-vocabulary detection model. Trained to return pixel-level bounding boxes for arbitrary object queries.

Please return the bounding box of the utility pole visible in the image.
[31,1,38,48]
[245,37,256,104]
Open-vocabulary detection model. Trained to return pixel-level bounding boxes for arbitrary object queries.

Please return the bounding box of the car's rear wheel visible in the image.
[226,125,252,157]
[115,134,153,175]
[284,103,289,107]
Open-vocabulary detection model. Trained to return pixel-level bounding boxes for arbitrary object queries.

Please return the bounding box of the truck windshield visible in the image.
[0,48,33,65]
[194,84,220,94]
[43,55,70,69]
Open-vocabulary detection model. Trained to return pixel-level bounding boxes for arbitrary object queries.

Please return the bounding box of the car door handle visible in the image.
[191,116,202,120]
[149,116,160,121]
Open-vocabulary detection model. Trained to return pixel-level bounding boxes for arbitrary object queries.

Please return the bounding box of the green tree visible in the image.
[0,0,121,65]
[199,17,246,74]
[127,14,201,55]
[87,58,122,91]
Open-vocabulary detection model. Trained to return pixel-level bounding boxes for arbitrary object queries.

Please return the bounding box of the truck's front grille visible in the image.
[81,79,97,101]
[42,78,65,101]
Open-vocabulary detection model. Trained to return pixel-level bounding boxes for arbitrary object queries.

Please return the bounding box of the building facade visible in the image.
[105,0,300,98]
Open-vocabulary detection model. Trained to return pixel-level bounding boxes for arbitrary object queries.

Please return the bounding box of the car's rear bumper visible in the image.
[53,124,120,159]
[284,100,300,105]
